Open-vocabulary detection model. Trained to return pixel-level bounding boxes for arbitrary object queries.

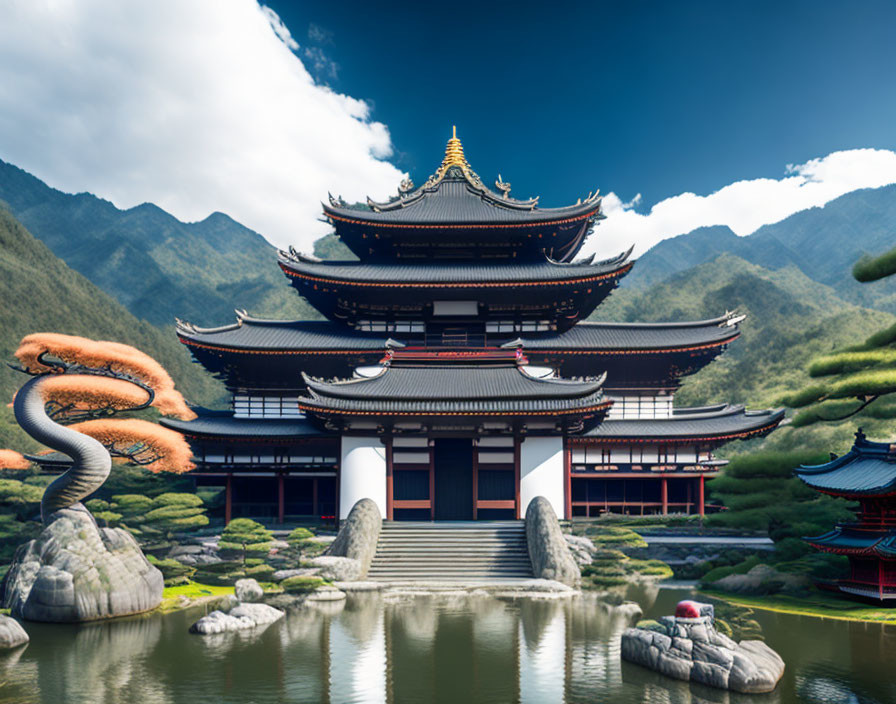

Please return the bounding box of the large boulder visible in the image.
[0,507,163,622]
[310,555,362,582]
[234,578,264,603]
[525,497,580,587]
[326,498,381,579]
[621,600,785,694]
[190,603,284,634]
[0,615,28,649]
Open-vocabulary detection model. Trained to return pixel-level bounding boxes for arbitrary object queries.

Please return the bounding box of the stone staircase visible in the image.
[367,521,533,582]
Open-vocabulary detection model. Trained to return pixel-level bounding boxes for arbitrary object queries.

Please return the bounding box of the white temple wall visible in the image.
[519,437,565,517]
[339,436,387,520]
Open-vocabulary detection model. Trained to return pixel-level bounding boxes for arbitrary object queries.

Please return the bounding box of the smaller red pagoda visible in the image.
[795,429,896,602]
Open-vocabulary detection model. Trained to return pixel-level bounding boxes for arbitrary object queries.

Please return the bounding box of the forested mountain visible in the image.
[597,253,896,455]
[0,207,225,451]
[0,159,318,328]
[624,185,896,313]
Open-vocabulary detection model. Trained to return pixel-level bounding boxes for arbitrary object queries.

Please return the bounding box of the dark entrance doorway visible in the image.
[434,438,474,520]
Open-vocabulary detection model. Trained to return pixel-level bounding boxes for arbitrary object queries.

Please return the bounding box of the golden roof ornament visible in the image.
[441,125,468,168]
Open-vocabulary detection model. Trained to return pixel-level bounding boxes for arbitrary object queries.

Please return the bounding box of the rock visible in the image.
[326,498,381,579]
[711,563,810,595]
[168,543,220,567]
[525,497,580,587]
[272,568,321,582]
[621,600,784,694]
[0,615,28,649]
[190,603,284,634]
[305,585,347,602]
[234,578,264,603]
[310,555,361,582]
[564,534,595,567]
[0,507,163,622]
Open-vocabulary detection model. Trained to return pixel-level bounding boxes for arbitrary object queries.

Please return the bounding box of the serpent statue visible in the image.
[0,369,164,622]
[14,374,112,523]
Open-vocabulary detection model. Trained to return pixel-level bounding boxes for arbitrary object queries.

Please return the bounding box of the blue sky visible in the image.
[1,1,895,254]
[268,0,896,208]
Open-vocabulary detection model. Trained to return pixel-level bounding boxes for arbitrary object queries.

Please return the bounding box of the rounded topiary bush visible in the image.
[281,576,326,593]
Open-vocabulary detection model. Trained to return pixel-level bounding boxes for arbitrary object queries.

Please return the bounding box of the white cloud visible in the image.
[0,0,404,250]
[588,148,896,258]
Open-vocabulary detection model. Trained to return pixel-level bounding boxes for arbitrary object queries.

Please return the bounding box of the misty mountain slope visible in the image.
[0,207,225,450]
[596,253,896,455]
[0,159,319,327]
[621,185,896,312]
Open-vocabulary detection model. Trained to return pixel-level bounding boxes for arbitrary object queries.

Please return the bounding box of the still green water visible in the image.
[1,585,893,704]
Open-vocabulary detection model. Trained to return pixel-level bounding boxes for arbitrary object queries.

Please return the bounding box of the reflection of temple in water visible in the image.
[275,594,647,703]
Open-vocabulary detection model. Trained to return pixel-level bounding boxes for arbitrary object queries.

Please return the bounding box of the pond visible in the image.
[1,585,894,703]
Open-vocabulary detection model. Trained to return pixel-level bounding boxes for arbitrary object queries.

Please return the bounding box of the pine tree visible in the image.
[783,244,896,426]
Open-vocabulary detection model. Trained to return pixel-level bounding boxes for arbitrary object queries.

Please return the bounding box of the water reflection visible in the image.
[0,588,893,704]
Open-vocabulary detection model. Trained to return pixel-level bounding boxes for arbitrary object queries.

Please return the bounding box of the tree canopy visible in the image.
[782,243,896,427]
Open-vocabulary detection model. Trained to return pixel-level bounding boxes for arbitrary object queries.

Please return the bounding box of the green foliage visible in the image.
[706,451,853,535]
[853,244,896,282]
[286,527,314,544]
[588,526,647,549]
[0,162,318,329]
[0,206,227,451]
[89,492,209,547]
[219,518,274,564]
[147,555,196,586]
[701,555,764,584]
[0,513,41,562]
[313,233,357,261]
[281,575,326,593]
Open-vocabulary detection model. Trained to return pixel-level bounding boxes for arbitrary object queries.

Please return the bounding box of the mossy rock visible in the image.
[245,563,276,580]
[635,619,666,633]
[589,574,629,588]
[281,576,326,593]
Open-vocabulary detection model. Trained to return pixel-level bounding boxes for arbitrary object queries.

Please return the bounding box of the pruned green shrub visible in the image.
[218,518,274,564]
[281,575,325,593]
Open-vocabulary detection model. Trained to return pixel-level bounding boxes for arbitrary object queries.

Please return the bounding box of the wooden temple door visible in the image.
[433,438,474,520]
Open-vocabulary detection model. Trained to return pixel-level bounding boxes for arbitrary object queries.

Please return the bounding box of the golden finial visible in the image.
[442,126,467,168]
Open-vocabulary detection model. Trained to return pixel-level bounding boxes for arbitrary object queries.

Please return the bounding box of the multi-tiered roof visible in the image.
[796,430,896,601]
[169,129,781,459]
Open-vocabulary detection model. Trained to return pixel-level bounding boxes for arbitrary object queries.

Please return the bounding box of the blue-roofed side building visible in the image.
[795,429,896,602]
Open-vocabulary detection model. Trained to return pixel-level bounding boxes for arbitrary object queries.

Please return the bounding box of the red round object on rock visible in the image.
[675,600,702,618]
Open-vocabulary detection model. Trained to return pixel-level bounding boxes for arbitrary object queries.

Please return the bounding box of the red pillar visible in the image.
[225,474,232,525]
[661,477,668,515]
[698,475,705,517]
[277,473,285,524]
[429,440,435,520]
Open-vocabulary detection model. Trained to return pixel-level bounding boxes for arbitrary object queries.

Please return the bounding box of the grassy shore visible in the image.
[700,589,896,625]
[158,582,234,613]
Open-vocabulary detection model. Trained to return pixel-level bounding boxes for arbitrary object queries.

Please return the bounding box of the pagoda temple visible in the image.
[796,429,896,602]
[164,129,783,524]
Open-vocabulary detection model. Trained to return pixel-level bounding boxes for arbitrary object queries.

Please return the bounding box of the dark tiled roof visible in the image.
[805,527,890,554]
[278,249,633,285]
[324,177,601,226]
[300,363,608,415]
[177,314,397,351]
[161,412,333,438]
[579,405,785,440]
[795,432,896,496]
[504,314,742,352]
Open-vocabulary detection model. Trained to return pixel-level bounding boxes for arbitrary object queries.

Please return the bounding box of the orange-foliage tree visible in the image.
[3,334,197,508]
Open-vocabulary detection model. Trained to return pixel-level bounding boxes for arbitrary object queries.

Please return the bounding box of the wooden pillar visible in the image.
[277,473,285,524]
[225,473,233,525]
[514,435,522,519]
[563,444,572,520]
[698,475,705,517]
[661,477,668,515]
[312,477,319,518]
[385,436,394,521]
